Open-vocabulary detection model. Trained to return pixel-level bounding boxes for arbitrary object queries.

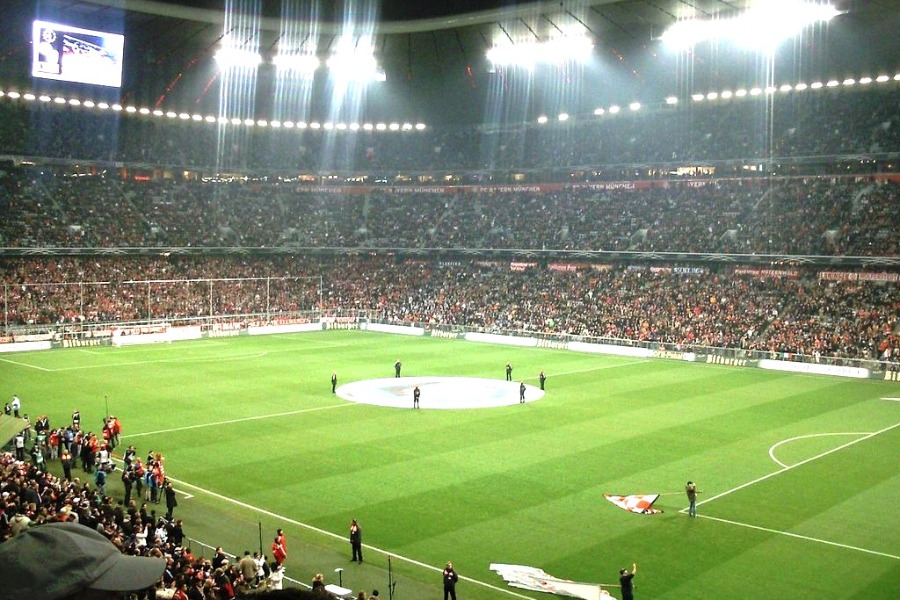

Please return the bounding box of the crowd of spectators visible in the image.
[0,85,896,172]
[0,172,897,256]
[1,255,897,363]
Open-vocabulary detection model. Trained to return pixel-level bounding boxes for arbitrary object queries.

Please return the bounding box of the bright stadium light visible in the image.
[558,112,569,122]
[662,1,840,51]
[593,107,606,115]
[749,87,762,96]
[327,50,382,82]
[779,84,793,92]
[706,92,718,100]
[23,93,35,101]
[858,76,872,84]
[875,75,889,82]
[720,90,733,99]
[794,82,808,90]
[735,89,748,97]
[608,105,620,114]
[283,121,295,128]
[139,107,150,114]
[691,93,704,102]
[537,115,548,124]
[842,78,855,86]
[272,53,320,74]
[810,81,823,89]
[487,35,592,67]
[629,102,641,111]
[665,96,678,105]
[215,47,262,68]
[826,79,839,87]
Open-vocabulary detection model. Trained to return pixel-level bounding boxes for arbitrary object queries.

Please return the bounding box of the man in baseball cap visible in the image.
[0,521,165,600]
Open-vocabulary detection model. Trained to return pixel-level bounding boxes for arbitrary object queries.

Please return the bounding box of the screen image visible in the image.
[32,20,125,87]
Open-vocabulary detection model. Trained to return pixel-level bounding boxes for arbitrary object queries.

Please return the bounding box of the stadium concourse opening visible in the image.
[337,377,545,409]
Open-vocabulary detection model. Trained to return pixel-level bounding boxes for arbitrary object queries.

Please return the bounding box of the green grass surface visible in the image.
[2,331,899,599]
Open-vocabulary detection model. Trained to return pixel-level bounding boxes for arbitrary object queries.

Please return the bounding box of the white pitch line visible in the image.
[523,360,649,381]
[0,357,53,371]
[695,514,899,560]
[161,473,536,599]
[697,421,900,509]
[882,397,900,402]
[124,403,356,438]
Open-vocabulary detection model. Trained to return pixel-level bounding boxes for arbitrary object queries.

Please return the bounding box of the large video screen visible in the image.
[32,20,125,87]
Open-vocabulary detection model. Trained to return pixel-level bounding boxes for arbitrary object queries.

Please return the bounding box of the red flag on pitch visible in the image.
[603,493,663,514]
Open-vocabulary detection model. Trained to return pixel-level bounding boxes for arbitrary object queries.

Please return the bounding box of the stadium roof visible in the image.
[3,0,900,124]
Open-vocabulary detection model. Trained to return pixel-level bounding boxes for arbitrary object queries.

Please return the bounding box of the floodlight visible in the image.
[842,78,855,86]
[167,111,179,118]
[764,86,776,94]
[375,123,387,130]
[327,51,381,82]
[180,113,191,120]
[70,98,83,106]
[297,122,308,129]
[23,93,35,101]
[153,110,164,116]
[310,122,321,129]
[720,90,733,99]
[243,118,255,126]
[608,105,620,114]
[205,115,217,123]
[558,113,569,122]
[284,121,295,128]
[125,104,136,111]
[112,104,123,111]
[875,75,889,82]
[230,117,241,124]
[662,1,840,51]
[257,120,268,127]
[192,114,203,121]
[629,102,641,111]
[779,84,793,92]
[537,115,548,124]
[98,102,110,109]
[272,53,320,73]
[270,120,281,127]
[323,122,334,130]
[794,83,808,91]
[388,123,400,131]
[894,73,900,81]
[401,123,413,131]
[8,91,21,99]
[216,116,228,123]
[54,96,66,103]
[415,123,426,131]
[706,92,718,100]
[826,80,839,87]
[363,123,374,130]
[735,89,747,97]
[215,48,262,68]
[665,96,678,105]
[40,95,52,102]
[691,93,704,102]
[487,35,592,67]
[810,81,823,89]
[139,107,150,114]
[749,88,762,96]
[593,107,606,115]
[858,77,872,84]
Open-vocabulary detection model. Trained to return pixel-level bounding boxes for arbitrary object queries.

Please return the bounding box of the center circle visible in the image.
[336,377,545,409]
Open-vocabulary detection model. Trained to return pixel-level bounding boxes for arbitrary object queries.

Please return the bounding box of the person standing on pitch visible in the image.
[686,481,701,517]
[350,518,363,562]
[539,370,546,390]
[619,563,637,600]
[505,362,513,381]
[331,372,338,393]
[395,359,402,378]
[413,385,421,409]
[519,381,526,404]
[443,562,459,600]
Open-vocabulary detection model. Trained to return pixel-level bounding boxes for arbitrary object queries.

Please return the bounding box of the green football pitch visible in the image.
[2,331,898,599]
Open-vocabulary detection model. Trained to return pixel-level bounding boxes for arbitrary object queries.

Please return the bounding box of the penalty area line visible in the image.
[124,403,356,438]
[161,474,536,600]
[0,357,52,371]
[694,514,899,560]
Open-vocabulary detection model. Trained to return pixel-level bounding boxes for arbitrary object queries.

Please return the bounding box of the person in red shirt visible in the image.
[271,536,287,567]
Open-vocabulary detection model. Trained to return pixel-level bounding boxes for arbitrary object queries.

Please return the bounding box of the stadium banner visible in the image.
[428,329,465,340]
[653,349,697,362]
[465,332,538,347]
[248,322,322,335]
[758,359,869,379]
[568,341,653,358]
[0,341,52,353]
[818,271,899,282]
[490,564,609,600]
[360,322,425,336]
[112,325,202,346]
